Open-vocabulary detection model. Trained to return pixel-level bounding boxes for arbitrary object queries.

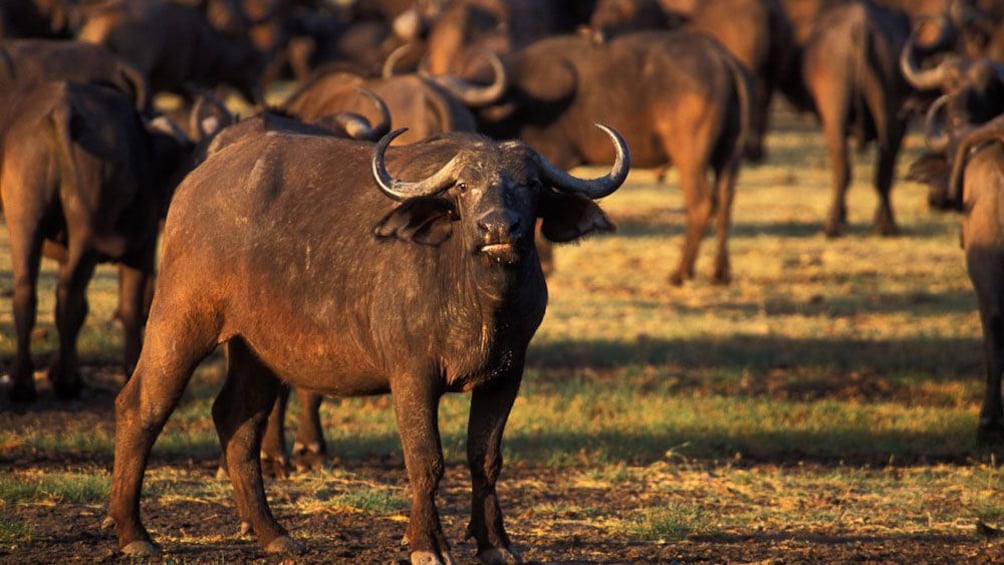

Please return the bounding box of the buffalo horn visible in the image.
[331,88,392,141]
[900,16,956,91]
[421,50,508,108]
[372,128,460,201]
[382,43,415,78]
[535,123,630,199]
[923,92,957,152]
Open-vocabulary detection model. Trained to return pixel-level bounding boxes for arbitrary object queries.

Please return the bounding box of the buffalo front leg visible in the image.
[48,246,98,399]
[213,339,302,554]
[392,379,453,565]
[816,95,851,238]
[970,255,1004,442]
[466,375,523,565]
[108,319,216,555]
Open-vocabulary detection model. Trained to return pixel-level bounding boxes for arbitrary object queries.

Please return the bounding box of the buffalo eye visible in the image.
[456,182,468,194]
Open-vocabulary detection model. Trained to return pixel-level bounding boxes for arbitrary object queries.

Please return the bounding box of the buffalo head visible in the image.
[371,123,630,266]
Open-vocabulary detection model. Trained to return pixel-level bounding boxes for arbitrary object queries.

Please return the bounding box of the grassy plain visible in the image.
[1,102,1004,562]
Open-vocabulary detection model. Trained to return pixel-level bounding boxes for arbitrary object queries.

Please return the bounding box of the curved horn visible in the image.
[358,87,391,138]
[535,123,630,199]
[382,43,415,78]
[371,129,461,201]
[421,49,508,108]
[923,91,957,152]
[900,16,956,90]
[947,114,1004,208]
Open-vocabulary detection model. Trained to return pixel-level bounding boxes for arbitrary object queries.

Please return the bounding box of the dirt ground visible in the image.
[3,369,1004,565]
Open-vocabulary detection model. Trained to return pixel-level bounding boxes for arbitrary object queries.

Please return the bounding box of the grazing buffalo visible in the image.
[800,0,911,237]
[0,39,148,113]
[0,82,195,402]
[479,30,749,285]
[77,0,266,103]
[105,124,629,562]
[931,115,1004,441]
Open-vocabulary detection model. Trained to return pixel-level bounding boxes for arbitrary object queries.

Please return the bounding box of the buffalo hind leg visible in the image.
[466,374,523,565]
[971,255,1004,442]
[816,92,851,238]
[48,243,98,399]
[670,166,713,286]
[108,314,218,555]
[259,383,292,479]
[7,229,44,402]
[393,378,452,564]
[872,125,904,236]
[116,255,154,379]
[711,159,740,285]
[291,388,328,472]
[214,338,301,554]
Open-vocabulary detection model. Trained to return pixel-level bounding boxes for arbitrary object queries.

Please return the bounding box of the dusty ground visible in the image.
[3,368,1004,565]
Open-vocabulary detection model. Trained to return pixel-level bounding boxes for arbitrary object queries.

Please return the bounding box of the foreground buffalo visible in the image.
[106,124,629,562]
[1,82,193,402]
[928,115,1004,441]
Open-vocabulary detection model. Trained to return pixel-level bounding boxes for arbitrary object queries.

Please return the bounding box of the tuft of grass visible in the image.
[0,472,109,504]
[332,488,405,514]
[629,503,713,542]
[0,518,32,543]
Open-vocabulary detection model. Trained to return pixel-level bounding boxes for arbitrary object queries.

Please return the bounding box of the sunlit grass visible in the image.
[0,471,109,504]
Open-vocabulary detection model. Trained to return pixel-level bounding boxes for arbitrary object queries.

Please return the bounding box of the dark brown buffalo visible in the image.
[588,0,793,162]
[284,51,505,144]
[105,124,629,563]
[799,0,911,237]
[77,0,266,103]
[0,82,195,403]
[0,39,148,113]
[923,115,1004,441]
[478,30,749,285]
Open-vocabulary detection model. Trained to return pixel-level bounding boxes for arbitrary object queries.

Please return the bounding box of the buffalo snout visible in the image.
[476,209,521,242]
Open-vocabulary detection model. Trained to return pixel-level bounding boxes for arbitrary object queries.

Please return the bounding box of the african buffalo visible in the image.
[799,0,912,237]
[284,50,505,144]
[927,115,1004,441]
[0,39,148,114]
[105,123,629,562]
[588,0,792,162]
[0,81,196,403]
[77,0,266,103]
[900,17,1004,205]
[477,30,749,285]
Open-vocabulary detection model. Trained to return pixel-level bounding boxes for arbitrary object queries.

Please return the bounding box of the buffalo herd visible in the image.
[4,0,1004,562]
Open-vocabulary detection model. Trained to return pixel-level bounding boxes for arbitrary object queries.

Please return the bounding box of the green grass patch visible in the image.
[332,488,405,514]
[0,472,109,504]
[0,518,32,543]
[629,503,713,542]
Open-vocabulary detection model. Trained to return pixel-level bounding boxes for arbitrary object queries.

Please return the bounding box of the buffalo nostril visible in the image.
[477,210,521,236]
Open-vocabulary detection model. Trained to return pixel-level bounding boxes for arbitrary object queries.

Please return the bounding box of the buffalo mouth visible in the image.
[479,242,521,264]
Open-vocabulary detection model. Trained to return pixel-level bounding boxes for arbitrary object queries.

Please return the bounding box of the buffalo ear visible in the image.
[539,192,614,243]
[374,197,458,246]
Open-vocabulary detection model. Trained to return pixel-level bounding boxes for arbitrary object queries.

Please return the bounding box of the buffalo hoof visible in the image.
[260,455,290,479]
[48,368,82,400]
[121,540,159,557]
[978,421,1004,444]
[265,535,304,555]
[711,271,731,286]
[8,381,37,403]
[100,515,115,529]
[291,447,328,474]
[477,546,522,565]
[875,223,899,237]
[239,521,253,537]
[411,549,457,565]
[668,272,685,287]
[823,223,845,239]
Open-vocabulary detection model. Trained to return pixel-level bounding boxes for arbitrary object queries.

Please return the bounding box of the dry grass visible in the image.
[2,101,1004,561]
